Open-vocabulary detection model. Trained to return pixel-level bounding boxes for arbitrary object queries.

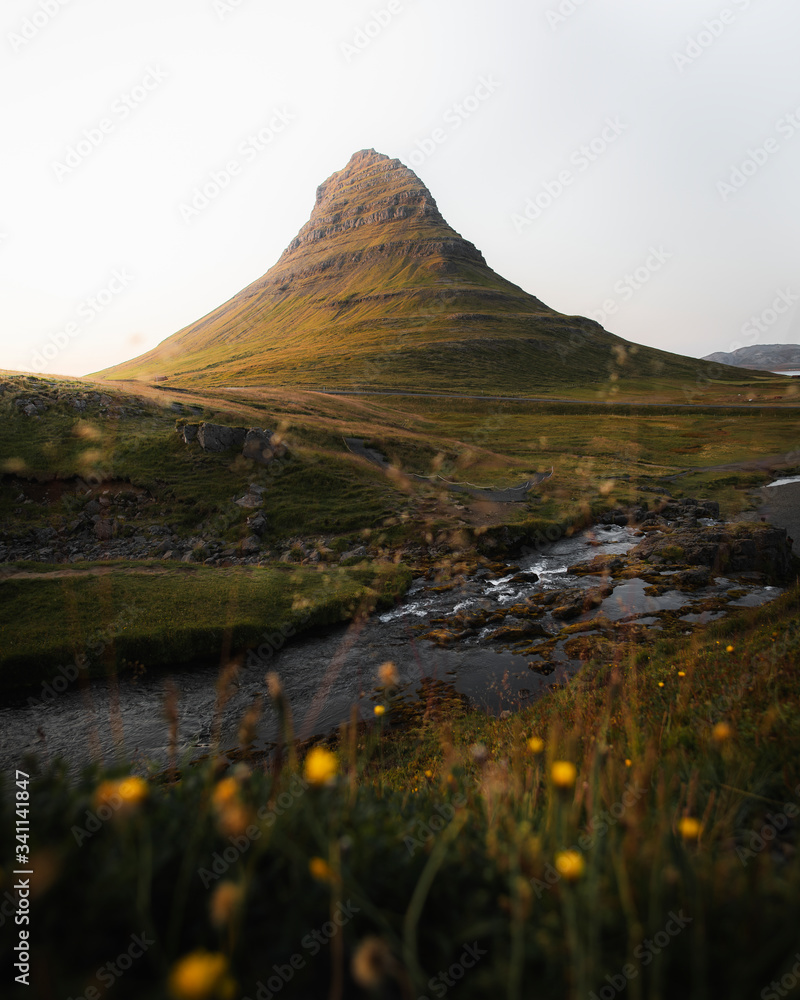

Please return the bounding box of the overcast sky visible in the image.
[2,0,799,377]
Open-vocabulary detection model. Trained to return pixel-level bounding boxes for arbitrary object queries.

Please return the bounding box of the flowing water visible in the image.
[0,524,782,774]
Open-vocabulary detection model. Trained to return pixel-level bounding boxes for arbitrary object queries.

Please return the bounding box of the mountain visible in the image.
[96,149,757,393]
[702,344,800,372]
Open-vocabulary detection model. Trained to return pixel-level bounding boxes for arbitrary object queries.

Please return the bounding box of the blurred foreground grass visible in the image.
[1,581,799,999]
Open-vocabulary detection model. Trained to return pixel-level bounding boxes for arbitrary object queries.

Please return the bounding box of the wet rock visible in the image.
[670,567,712,589]
[551,584,612,621]
[630,523,793,580]
[568,554,625,576]
[528,661,556,676]
[486,620,549,642]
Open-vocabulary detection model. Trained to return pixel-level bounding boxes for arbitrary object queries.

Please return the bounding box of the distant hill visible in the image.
[95,149,762,394]
[702,345,800,371]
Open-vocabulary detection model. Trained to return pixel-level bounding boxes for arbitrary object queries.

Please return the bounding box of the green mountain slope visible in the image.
[95,149,765,395]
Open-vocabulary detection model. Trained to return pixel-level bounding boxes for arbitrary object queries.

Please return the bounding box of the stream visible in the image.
[0,521,784,775]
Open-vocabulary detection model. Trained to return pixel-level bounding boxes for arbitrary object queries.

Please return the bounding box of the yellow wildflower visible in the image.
[373,704,386,717]
[304,747,338,787]
[527,737,545,755]
[168,951,232,1000]
[93,776,148,816]
[209,882,243,928]
[551,761,577,789]
[211,778,239,809]
[678,816,702,841]
[555,850,585,882]
[712,721,733,744]
[309,857,334,882]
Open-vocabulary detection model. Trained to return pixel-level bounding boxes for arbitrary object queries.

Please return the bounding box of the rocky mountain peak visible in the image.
[278,148,481,267]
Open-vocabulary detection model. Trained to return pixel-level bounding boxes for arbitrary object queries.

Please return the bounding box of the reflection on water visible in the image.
[767,476,800,488]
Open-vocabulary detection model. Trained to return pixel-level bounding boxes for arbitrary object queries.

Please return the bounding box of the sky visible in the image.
[2,0,799,377]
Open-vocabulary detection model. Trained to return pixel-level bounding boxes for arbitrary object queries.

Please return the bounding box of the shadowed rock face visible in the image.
[275,148,487,275]
[196,423,248,452]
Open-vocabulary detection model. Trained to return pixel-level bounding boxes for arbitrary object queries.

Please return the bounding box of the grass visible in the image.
[1,580,798,999]
[0,561,412,692]
[2,374,800,996]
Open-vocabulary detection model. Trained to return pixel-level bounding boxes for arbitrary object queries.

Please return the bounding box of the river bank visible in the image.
[1,494,794,774]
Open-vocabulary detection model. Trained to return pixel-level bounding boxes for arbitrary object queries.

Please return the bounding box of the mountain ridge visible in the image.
[702,344,800,371]
[95,149,762,394]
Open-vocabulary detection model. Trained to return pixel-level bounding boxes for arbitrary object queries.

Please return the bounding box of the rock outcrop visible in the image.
[178,422,286,466]
[196,423,248,452]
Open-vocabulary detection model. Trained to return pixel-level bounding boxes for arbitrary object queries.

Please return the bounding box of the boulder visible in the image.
[197,423,248,452]
[182,424,199,443]
[630,523,793,580]
[242,429,275,466]
[94,519,114,541]
[241,535,262,555]
[246,513,268,536]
